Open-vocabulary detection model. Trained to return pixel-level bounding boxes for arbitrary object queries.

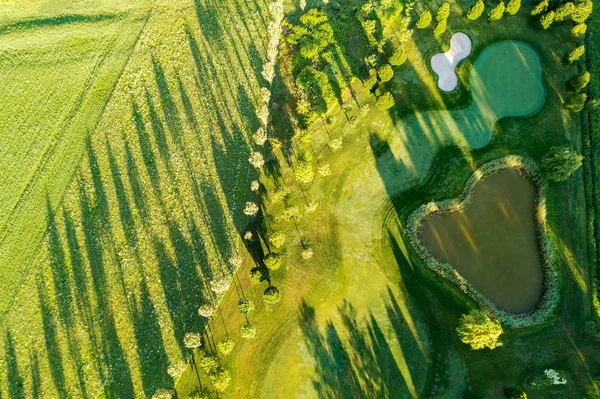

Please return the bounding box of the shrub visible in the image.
[456,309,503,350]
[241,323,257,339]
[184,332,202,349]
[318,164,332,176]
[389,48,407,66]
[540,11,555,29]
[572,0,593,23]
[505,0,521,15]
[555,2,575,22]
[248,152,265,169]
[531,0,548,16]
[433,19,447,36]
[377,64,394,82]
[302,248,314,259]
[565,92,587,112]
[217,337,236,356]
[488,2,505,21]
[263,286,281,304]
[328,137,343,150]
[210,276,231,294]
[541,146,583,181]
[268,231,286,248]
[571,23,587,38]
[237,298,255,315]
[416,10,432,28]
[568,45,585,64]
[467,0,485,20]
[505,388,528,399]
[376,92,395,110]
[567,71,591,92]
[264,253,282,270]
[436,2,451,21]
[281,204,299,221]
[529,369,567,387]
[250,266,267,283]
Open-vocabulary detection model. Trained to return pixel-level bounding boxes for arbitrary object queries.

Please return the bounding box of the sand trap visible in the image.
[431,32,472,92]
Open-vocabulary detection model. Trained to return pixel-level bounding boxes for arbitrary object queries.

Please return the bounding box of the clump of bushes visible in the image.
[456,309,503,350]
[542,147,583,181]
[488,1,505,21]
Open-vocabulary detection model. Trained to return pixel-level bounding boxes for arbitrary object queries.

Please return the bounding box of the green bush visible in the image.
[555,2,575,22]
[263,286,281,304]
[237,298,255,315]
[389,48,407,66]
[249,266,267,283]
[540,10,555,29]
[505,388,527,399]
[264,253,282,270]
[531,0,548,16]
[568,45,585,64]
[467,0,485,20]
[416,10,432,29]
[529,369,567,387]
[375,91,395,110]
[565,92,587,112]
[585,380,600,398]
[456,309,503,350]
[505,0,521,15]
[541,146,584,181]
[572,0,593,23]
[287,9,334,61]
[377,63,394,82]
[567,71,591,92]
[584,320,598,335]
[434,19,447,36]
[240,323,257,339]
[436,2,451,22]
[209,370,231,392]
[217,337,236,356]
[571,23,587,38]
[488,2,505,21]
[294,160,314,184]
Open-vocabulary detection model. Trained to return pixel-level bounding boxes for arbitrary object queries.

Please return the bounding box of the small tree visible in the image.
[565,92,587,112]
[198,303,215,318]
[540,10,555,29]
[264,253,282,270]
[241,322,257,339]
[505,388,528,399]
[263,286,281,304]
[433,18,447,36]
[217,337,236,356]
[281,205,299,222]
[167,362,187,379]
[572,0,593,23]
[254,128,268,146]
[571,23,587,38]
[249,267,267,283]
[295,161,314,184]
[416,10,432,28]
[554,2,575,22]
[302,248,314,259]
[152,388,175,399]
[198,356,219,374]
[389,48,407,66]
[376,92,395,110]
[567,45,585,64]
[436,2,451,21]
[488,2,505,21]
[318,164,332,176]
[505,0,521,15]
[248,152,265,169]
[378,64,394,82]
[328,137,343,151]
[467,0,485,20]
[237,298,255,315]
[267,231,286,248]
[210,370,232,392]
[567,71,590,92]
[531,0,549,16]
[541,146,583,181]
[210,276,232,294]
[584,380,600,399]
[456,309,503,350]
[184,332,202,349]
[244,201,259,216]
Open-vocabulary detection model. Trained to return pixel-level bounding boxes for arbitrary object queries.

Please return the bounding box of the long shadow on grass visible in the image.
[4,330,25,399]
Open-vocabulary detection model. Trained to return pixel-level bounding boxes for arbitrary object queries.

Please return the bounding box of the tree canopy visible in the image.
[456,309,503,350]
[541,146,583,181]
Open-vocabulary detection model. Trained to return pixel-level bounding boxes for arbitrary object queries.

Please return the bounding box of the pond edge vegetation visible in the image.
[406,155,560,328]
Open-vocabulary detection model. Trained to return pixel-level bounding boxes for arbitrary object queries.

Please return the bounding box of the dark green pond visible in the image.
[418,169,543,314]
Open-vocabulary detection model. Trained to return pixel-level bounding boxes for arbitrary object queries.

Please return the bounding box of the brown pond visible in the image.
[418,169,544,314]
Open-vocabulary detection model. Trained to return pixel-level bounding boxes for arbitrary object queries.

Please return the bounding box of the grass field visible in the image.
[1,0,599,398]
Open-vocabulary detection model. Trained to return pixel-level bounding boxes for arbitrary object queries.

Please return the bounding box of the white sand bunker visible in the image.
[431,32,472,92]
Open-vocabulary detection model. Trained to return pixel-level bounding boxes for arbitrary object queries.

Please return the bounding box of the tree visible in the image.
[237,298,255,314]
[456,309,503,350]
[416,10,432,28]
[328,137,343,150]
[585,380,600,399]
[210,370,231,392]
[152,388,175,399]
[217,337,236,356]
[554,2,575,22]
[505,0,521,15]
[210,276,232,294]
[565,93,588,112]
[434,19,447,36]
[248,152,265,169]
[287,9,335,61]
[263,286,281,304]
[267,231,286,248]
[167,362,186,379]
[377,64,394,82]
[376,92,395,110]
[467,0,485,20]
[363,19,377,36]
[295,160,314,184]
[567,71,590,92]
[531,0,549,16]
[318,164,332,176]
[281,204,299,222]
[302,248,314,259]
[250,266,267,283]
[184,332,202,349]
[254,127,268,146]
[488,2,505,21]
[572,0,593,23]
[436,2,451,22]
[567,45,585,64]
[199,356,219,374]
[264,253,282,270]
[241,322,257,339]
[505,388,528,399]
[540,11,555,29]
[571,23,587,38]
[198,303,215,318]
[389,48,407,66]
[244,201,259,216]
[541,146,583,181]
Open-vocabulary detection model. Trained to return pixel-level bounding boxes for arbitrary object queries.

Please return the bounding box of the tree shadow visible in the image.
[4,330,25,399]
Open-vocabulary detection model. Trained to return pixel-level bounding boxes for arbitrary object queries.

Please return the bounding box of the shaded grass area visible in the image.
[0,0,269,397]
